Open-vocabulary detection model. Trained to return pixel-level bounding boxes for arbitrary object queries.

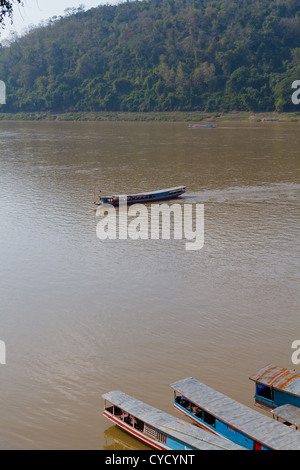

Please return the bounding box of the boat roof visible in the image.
[249,364,300,396]
[271,404,300,427]
[169,377,300,450]
[102,391,245,450]
[105,186,186,198]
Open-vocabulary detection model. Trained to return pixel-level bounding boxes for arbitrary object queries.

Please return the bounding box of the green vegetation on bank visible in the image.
[0,0,300,114]
[0,111,299,122]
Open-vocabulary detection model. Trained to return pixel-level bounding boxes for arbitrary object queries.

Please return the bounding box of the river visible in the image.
[0,120,299,449]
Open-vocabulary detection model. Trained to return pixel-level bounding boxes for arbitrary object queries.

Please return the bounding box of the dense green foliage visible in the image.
[0,0,300,113]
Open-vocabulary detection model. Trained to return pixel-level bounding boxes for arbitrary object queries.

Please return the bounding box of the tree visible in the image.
[0,0,22,25]
[0,0,299,113]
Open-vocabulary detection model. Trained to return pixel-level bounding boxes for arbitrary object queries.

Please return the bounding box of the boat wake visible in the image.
[189,182,300,205]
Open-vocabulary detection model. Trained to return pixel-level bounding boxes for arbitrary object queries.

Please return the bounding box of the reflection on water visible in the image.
[104,427,151,450]
[0,121,299,449]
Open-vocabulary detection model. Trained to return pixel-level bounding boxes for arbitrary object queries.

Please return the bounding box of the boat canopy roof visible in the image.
[102,391,244,450]
[271,404,300,427]
[169,377,300,450]
[105,186,186,198]
[249,364,300,396]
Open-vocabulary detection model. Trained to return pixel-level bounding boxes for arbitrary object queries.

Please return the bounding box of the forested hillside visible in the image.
[0,0,299,113]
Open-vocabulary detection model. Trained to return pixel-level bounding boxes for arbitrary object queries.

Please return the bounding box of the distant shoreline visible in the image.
[0,111,299,122]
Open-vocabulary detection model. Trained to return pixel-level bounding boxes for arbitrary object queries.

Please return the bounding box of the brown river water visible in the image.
[0,120,299,449]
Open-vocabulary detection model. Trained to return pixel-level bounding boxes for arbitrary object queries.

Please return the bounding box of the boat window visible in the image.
[134,418,144,432]
[176,396,191,410]
[114,406,122,416]
[203,410,216,428]
[124,414,133,426]
[256,383,273,400]
[192,406,203,419]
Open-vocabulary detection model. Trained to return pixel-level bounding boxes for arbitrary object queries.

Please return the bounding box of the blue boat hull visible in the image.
[95,187,186,206]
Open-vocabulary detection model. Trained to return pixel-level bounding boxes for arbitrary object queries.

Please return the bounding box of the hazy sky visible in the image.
[1,0,125,41]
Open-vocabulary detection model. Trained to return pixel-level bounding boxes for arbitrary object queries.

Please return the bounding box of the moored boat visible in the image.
[169,377,300,450]
[94,186,186,206]
[102,391,245,450]
[188,124,217,128]
[249,364,300,412]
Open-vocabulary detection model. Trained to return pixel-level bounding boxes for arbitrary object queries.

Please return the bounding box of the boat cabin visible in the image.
[249,364,300,411]
[169,377,300,450]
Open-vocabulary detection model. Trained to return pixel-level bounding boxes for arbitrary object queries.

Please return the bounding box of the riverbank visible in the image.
[0,111,299,122]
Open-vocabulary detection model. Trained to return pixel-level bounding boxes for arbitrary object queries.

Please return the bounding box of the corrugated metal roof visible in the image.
[249,364,300,396]
[271,404,300,427]
[102,391,245,450]
[169,377,300,450]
